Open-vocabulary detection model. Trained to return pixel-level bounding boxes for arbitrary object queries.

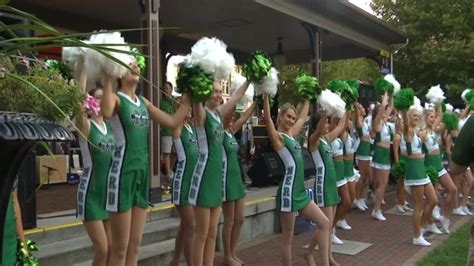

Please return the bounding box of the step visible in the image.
[28,202,176,246]
[38,217,179,265]
[73,238,176,266]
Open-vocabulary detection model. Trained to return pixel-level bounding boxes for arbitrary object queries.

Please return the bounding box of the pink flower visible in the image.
[21,55,30,67]
[83,94,100,116]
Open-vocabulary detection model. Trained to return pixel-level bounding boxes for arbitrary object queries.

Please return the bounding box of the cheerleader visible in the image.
[101,59,192,265]
[75,61,113,266]
[309,110,348,265]
[423,104,457,233]
[401,107,438,246]
[170,106,197,266]
[354,104,371,210]
[190,80,250,266]
[370,93,394,221]
[221,102,257,266]
[263,96,330,266]
[392,117,412,213]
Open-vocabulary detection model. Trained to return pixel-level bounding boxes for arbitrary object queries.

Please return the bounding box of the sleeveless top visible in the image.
[78,120,115,219]
[424,131,440,152]
[110,92,150,166]
[400,133,408,153]
[356,119,371,138]
[344,134,356,155]
[188,108,225,207]
[276,133,310,212]
[406,133,423,155]
[311,138,336,178]
[172,123,199,205]
[376,123,392,143]
[222,130,246,201]
[332,138,344,157]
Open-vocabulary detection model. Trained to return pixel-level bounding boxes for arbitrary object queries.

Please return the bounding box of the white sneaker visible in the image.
[439,215,451,234]
[402,204,413,212]
[427,224,443,235]
[432,205,441,221]
[462,206,473,215]
[336,219,352,230]
[371,210,387,221]
[405,201,411,206]
[413,235,431,247]
[332,232,344,245]
[382,199,386,205]
[354,199,366,211]
[453,207,467,216]
[362,199,369,209]
[395,204,406,213]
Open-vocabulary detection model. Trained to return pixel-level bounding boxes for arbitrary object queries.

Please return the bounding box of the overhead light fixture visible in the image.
[273,37,286,69]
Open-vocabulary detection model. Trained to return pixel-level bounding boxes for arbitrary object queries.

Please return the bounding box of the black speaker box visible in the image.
[247,152,284,187]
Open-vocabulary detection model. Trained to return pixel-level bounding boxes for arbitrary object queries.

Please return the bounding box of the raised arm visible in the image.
[372,93,388,134]
[13,189,28,255]
[263,95,283,151]
[289,100,310,136]
[193,101,206,128]
[308,112,327,152]
[147,93,191,129]
[231,102,256,133]
[401,110,412,142]
[74,61,90,139]
[433,104,444,133]
[219,81,250,119]
[101,75,120,119]
[385,94,394,118]
[354,103,363,128]
[326,111,348,143]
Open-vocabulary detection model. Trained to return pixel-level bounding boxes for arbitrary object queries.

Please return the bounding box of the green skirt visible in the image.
[2,195,17,266]
[371,145,391,170]
[425,154,447,177]
[405,158,431,186]
[343,159,356,182]
[334,160,347,187]
[356,140,372,160]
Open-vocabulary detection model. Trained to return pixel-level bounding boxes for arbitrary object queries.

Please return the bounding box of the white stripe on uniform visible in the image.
[188,126,208,205]
[106,114,126,212]
[277,147,296,212]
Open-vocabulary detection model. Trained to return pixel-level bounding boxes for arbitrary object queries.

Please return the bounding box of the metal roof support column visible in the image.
[302,22,321,115]
[141,0,162,202]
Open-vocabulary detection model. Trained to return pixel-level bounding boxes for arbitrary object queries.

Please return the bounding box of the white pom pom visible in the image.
[424,102,434,110]
[445,103,454,113]
[410,96,423,112]
[84,32,133,79]
[187,37,235,80]
[62,45,87,70]
[461,89,472,102]
[384,74,400,94]
[317,89,346,118]
[254,67,279,97]
[230,74,254,105]
[426,84,445,104]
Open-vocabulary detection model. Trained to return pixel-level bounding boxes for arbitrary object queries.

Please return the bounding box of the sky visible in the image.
[349,0,374,14]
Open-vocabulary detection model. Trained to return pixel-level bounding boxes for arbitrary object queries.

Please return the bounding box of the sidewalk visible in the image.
[215,188,473,266]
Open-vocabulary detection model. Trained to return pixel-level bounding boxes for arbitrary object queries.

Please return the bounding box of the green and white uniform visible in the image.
[343,134,357,182]
[77,120,115,220]
[424,131,447,177]
[276,133,311,212]
[172,124,198,206]
[332,138,347,187]
[189,108,224,208]
[2,183,17,266]
[356,119,372,161]
[311,138,340,207]
[107,92,150,212]
[405,133,430,186]
[371,123,392,170]
[223,131,246,202]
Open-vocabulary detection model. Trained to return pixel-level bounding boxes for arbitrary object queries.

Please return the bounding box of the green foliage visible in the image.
[321,58,380,86]
[416,219,473,266]
[394,88,414,110]
[371,0,474,98]
[0,59,84,122]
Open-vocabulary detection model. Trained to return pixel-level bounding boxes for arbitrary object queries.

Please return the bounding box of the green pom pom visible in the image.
[441,101,446,113]
[176,64,214,102]
[391,161,407,179]
[465,90,474,102]
[375,78,394,97]
[426,166,439,184]
[255,94,274,109]
[394,88,414,110]
[470,98,474,111]
[327,79,359,109]
[131,47,146,71]
[294,74,321,101]
[442,112,459,131]
[46,59,73,80]
[242,51,272,84]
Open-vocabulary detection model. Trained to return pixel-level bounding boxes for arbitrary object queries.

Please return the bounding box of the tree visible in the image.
[371,0,474,97]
